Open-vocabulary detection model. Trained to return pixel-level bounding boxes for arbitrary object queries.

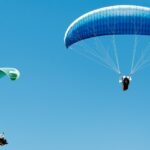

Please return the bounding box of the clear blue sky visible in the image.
[1,0,150,150]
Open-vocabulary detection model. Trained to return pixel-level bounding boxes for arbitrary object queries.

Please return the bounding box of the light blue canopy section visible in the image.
[64,5,150,48]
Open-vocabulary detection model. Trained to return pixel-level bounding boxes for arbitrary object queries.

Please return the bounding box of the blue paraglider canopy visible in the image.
[64,5,150,48]
[64,5,150,89]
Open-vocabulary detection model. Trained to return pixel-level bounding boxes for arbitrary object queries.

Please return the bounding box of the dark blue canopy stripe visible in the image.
[64,5,150,48]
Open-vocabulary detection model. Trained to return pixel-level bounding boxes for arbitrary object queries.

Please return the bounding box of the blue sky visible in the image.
[1,0,150,150]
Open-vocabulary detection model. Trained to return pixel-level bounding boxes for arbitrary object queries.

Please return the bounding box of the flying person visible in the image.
[119,76,132,91]
[0,133,8,146]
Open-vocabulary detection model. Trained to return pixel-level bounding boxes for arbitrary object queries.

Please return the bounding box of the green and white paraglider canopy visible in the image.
[0,68,20,81]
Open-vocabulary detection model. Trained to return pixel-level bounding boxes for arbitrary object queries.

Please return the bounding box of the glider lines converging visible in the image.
[64,5,150,76]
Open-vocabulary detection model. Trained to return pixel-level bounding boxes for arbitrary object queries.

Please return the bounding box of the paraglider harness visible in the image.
[0,133,8,146]
[119,76,132,91]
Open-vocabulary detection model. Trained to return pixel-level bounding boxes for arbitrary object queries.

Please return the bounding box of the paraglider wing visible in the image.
[64,5,150,48]
[0,68,20,80]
